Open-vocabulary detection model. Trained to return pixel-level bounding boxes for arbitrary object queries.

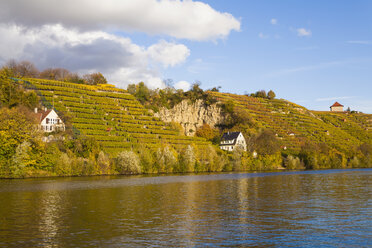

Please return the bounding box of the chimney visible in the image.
[34,108,38,114]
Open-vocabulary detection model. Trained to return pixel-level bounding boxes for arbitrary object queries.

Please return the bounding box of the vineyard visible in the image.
[18,78,211,155]
[208,91,372,155]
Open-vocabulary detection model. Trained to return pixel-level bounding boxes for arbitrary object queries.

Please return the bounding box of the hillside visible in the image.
[208,91,372,155]
[16,78,210,155]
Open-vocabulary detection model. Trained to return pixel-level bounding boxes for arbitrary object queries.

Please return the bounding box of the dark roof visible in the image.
[221,132,241,141]
[330,102,343,107]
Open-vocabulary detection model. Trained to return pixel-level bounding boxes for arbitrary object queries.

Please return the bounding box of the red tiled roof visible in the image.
[330,102,343,107]
[35,109,52,123]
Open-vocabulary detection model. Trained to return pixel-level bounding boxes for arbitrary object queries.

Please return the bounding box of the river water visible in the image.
[0,169,371,247]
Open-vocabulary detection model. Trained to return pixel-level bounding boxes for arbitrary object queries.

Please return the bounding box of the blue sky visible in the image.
[161,0,372,112]
[0,0,371,112]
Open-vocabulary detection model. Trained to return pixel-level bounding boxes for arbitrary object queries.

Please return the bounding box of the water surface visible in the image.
[0,169,371,247]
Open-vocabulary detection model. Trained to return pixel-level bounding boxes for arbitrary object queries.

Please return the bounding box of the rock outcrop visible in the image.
[154,99,225,136]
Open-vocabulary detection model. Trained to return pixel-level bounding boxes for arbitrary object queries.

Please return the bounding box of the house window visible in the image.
[46,118,49,124]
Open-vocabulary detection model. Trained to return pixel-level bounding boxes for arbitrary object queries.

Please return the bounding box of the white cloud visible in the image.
[297,28,312,37]
[147,40,190,68]
[258,32,269,39]
[0,23,188,89]
[174,80,191,91]
[0,0,240,41]
[271,18,278,25]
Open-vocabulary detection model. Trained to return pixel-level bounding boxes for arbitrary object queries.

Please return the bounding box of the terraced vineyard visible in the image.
[18,78,211,155]
[209,91,372,154]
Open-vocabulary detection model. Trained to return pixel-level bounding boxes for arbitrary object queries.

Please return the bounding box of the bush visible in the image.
[155,146,177,173]
[179,145,196,172]
[116,150,141,174]
[97,151,111,174]
[54,153,72,176]
[284,155,303,170]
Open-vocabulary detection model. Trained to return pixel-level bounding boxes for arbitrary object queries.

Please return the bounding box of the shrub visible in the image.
[54,153,72,176]
[97,151,111,174]
[284,155,302,170]
[179,145,196,172]
[116,150,141,174]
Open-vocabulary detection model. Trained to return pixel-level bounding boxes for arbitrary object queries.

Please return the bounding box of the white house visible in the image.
[219,132,247,151]
[330,102,344,112]
[35,108,65,133]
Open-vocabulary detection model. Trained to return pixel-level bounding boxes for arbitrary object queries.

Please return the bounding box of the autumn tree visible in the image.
[116,151,141,174]
[40,68,71,81]
[255,90,267,98]
[252,129,280,155]
[5,60,39,78]
[83,72,107,85]
[195,123,218,141]
[267,90,276,99]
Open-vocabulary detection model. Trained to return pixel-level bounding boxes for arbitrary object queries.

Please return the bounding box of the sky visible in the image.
[0,0,371,113]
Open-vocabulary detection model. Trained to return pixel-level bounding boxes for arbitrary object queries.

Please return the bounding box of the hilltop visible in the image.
[208,91,371,155]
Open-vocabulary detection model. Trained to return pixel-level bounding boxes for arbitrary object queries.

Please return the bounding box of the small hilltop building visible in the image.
[330,102,344,112]
[219,132,247,151]
[35,108,65,132]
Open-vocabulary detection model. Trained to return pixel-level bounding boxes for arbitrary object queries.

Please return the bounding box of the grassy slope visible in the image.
[209,91,372,155]
[19,78,210,155]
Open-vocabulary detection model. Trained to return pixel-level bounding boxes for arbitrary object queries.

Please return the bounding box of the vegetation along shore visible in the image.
[0,61,371,178]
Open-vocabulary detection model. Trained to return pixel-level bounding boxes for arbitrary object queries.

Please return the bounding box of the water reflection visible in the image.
[0,169,371,247]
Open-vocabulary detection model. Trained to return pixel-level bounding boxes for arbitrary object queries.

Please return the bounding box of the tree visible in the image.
[156,146,177,173]
[195,123,218,141]
[5,60,39,78]
[179,145,196,172]
[255,90,267,98]
[116,151,141,174]
[11,141,33,177]
[83,72,107,85]
[97,151,110,174]
[40,68,71,81]
[253,129,280,155]
[0,107,39,164]
[267,90,276,99]
[0,68,39,109]
[54,153,72,176]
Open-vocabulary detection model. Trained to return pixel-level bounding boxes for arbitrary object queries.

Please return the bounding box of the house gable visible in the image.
[330,102,344,112]
[219,132,247,151]
[38,109,65,132]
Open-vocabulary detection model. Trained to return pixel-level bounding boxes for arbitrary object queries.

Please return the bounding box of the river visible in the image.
[0,169,371,247]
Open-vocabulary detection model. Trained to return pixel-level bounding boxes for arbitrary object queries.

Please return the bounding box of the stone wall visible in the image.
[154,99,225,136]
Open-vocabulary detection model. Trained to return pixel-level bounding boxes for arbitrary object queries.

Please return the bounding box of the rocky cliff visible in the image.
[154,99,225,136]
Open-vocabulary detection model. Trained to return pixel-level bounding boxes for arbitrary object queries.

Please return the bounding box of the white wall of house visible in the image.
[40,110,65,132]
[330,106,343,112]
[219,132,247,152]
[235,133,247,151]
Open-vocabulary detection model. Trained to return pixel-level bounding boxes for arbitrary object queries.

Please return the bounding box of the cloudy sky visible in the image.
[0,0,371,113]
